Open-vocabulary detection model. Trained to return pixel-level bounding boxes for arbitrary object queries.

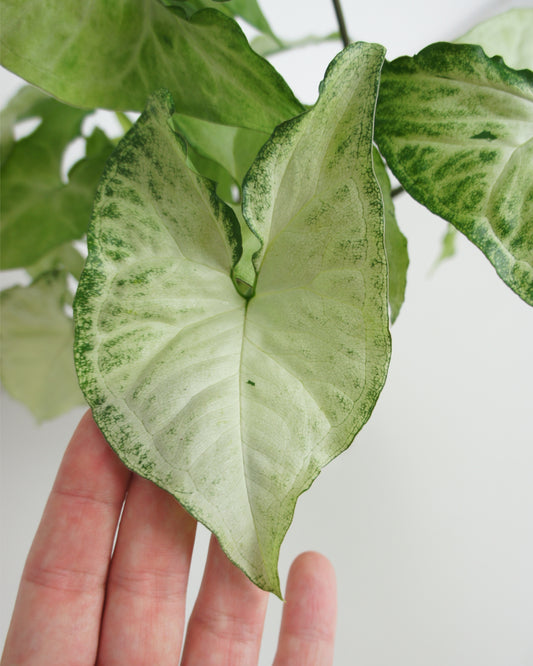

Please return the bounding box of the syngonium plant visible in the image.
[0,1,532,595]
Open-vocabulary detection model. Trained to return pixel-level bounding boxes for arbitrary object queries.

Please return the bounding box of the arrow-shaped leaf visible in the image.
[74,43,390,594]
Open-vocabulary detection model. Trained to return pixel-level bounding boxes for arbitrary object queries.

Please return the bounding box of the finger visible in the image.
[2,411,131,666]
[273,552,337,666]
[96,475,196,665]
[180,534,269,665]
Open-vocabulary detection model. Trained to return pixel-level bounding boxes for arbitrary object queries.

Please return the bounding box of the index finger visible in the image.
[1,411,131,666]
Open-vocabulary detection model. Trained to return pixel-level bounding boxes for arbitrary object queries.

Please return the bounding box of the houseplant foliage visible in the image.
[0,2,531,592]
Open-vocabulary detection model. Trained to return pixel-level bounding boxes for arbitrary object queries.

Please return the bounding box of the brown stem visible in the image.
[332,0,350,47]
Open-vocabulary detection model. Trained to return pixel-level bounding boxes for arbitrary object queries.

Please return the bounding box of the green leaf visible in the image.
[375,42,533,305]
[431,224,458,273]
[1,101,115,270]
[456,8,533,71]
[373,149,409,323]
[74,42,390,594]
[250,31,340,58]
[0,85,51,165]
[165,0,281,41]
[1,271,85,421]
[26,243,86,282]
[223,0,279,39]
[184,145,237,203]
[171,114,269,187]
[0,2,303,132]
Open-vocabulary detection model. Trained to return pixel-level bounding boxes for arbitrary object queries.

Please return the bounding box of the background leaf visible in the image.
[375,42,533,305]
[171,114,269,189]
[250,31,340,58]
[74,43,390,595]
[0,85,51,165]
[222,0,279,39]
[456,8,533,71]
[0,2,303,132]
[164,0,281,41]
[430,224,458,272]
[373,149,409,323]
[1,101,115,270]
[25,243,86,283]
[0,271,85,421]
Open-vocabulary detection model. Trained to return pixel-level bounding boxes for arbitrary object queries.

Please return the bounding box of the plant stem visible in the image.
[331,0,350,47]
[391,185,405,199]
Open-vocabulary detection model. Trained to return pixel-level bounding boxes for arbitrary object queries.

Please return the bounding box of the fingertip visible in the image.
[273,551,337,665]
[288,551,336,587]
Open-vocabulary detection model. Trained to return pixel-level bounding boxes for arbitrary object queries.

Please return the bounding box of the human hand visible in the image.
[2,411,336,665]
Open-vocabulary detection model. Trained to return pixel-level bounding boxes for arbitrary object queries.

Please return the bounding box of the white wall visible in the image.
[2,1,532,663]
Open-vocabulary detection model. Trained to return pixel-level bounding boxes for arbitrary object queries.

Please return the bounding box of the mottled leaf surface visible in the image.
[1,271,85,421]
[74,43,390,594]
[0,2,302,131]
[375,43,533,305]
[373,149,409,323]
[456,8,533,71]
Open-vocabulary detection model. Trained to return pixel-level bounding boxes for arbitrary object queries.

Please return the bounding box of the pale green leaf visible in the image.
[166,0,281,40]
[0,2,302,131]
[431,224,458,273]
[456,8,533,71]
[184,145,237,203]
[373,149,409,323]
[1,109,114,269]
[1,271,85,421]
[74,42,390,595]
[223,0,279,39]
[375,43,533,305]
[171,114,269,188]
[250,31,340,58]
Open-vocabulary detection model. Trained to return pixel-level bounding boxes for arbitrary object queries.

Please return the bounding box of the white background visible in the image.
[1,1,532,664]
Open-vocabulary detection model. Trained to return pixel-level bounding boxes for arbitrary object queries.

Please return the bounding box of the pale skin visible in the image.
[2,411,337,665]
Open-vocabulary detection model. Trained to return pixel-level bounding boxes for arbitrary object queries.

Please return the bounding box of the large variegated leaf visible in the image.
[0,2,302,132]
[375,43,533,305]
[74,43,390,594]
[456,8,533,71]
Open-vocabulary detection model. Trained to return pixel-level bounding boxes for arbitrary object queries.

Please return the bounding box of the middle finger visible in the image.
[97,475,197,665]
